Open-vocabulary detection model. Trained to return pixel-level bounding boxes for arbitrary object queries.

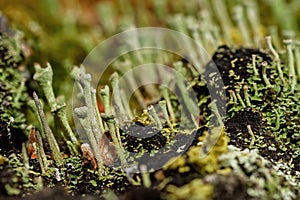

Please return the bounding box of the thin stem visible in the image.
[92,89,105,133]
[159,86,175,121]
[140,165,151,188]
[55,96,80,155]
[295,41,300,85]
[74,107,104,171]
[235,88,246,108]
[243,85,251,107]
[261,61,272,88]
[252,55,259,76]
[159,100,174,132]
[35,130,48,172]
[33,143,46,174]
[33,63,58,112]
[247,125,256,148]
[21,143,29,180]
[100,85,112,114]
[265,36,285,84]
[102,114,127,168]
[147,105,163,130]
[33,92,63,166]
[233,5,252,46]
[283,39,296,93]
[110,73,128,122]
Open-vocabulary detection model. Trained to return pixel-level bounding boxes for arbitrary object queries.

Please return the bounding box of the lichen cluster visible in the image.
[0,0,300,199]
[0,14,27,155]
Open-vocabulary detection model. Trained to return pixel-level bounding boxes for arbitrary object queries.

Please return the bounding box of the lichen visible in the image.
[1,0,300,199]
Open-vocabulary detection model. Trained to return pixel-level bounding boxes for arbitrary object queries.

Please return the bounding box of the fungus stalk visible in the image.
[252,55,259,76]
[140,165,151,188]
[159,100,174,132]
[33,92,63,166]
[110,72,128,122]
[21,143,29,180]
[80,72,104,142]
[159,86,175,121]
[35,130,48,172]
[228,90,237,105]
[211,0,233,44]
[245,1,262,47]
[243,85,251,107]
[33,63,57,112]
[174,62,199,128]
[101,114,127,168]
[34,63,79,154]
[247,125,256,148]
[100,85,112,115]
[235,87,246,108]
[74,107,104,171]
[114,60,146,108]
[120,89,133,119]
[91,89,105,133]
[295,41,300,85]
[283,39,296,93]
[147,105,163,130]
[233,5,252,47]
[261,61,272,88]
[274,109,280,131]
[32,143,46,174]
[265,36,285,84]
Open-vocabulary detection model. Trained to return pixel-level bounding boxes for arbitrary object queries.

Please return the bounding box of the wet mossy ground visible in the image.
[1,1,300,200]
[1,41,300,199]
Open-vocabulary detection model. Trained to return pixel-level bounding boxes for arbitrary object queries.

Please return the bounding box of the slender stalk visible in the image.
[252,55,259,76]
[148,105,163,130]
[101,114,127,167]
[35,130,48,172]
[74,107,104,171]
[21,143,29,181]
[140,165,151,188]
[261,61,272,88]
[295,41,300,85]
[233,5,252,46]
[110,72,128,122]
[265,36,285,84]
[33,92,63,166]
[243,85,251,107]
[247,125,256,148]
[235,88,246,108]
[283,39,296,93]
[159,100,174,132]
[34,63,79,154]
[159,86,175,121]
[91,89,105,133]
[55,96,80,155]
[33,63,57,112]
[33,143,46,174]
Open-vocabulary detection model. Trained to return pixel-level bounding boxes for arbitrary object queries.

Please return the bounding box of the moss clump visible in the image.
[210,46,300,174]
[0,14,27,156]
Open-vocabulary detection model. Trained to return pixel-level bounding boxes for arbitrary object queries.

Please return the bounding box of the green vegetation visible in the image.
[0,0,300,199]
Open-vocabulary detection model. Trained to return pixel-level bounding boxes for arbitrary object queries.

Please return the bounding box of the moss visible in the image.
[0,14,27,156]
[1,0,300,199]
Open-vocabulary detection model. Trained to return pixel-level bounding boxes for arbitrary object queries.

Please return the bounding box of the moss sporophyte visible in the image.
[1,0,300,199]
